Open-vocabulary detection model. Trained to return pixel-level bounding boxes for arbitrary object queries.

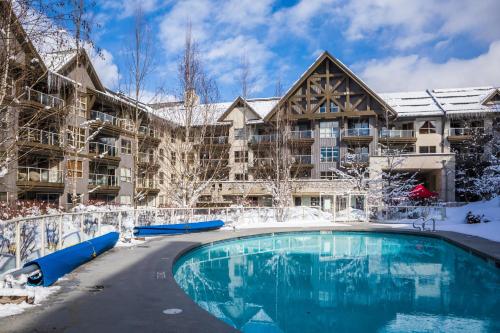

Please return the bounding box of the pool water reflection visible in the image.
[174,232,500,333]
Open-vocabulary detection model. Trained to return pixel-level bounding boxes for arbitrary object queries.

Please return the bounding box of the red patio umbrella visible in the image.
[409,184,439,199]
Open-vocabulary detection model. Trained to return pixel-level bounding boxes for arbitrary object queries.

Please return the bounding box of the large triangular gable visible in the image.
[217,96,262,122]
[56,49,106,92]
[265,51,396,121]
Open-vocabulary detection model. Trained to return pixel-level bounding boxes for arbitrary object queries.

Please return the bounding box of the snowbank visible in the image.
[436,197,500,242]
[0,285,60,318]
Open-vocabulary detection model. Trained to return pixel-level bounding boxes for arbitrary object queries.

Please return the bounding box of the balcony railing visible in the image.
[379,129,415,138]
[342,128,373,137]
[137,177,157,189]
[343,153,370,163]
[290,130,313,140]
[23,87,64,109]
[19,127,60,146]
[201,136,229,145]
[89,142,117,157]
[120,119,134,132]
[17,167,63,183]
[249,134,278,144]
[448,127,484,136]
[91,110,120,127]
[293,155,312,164]
[139,126,157,138]
[88,173,118,187]
[139,152,156,163]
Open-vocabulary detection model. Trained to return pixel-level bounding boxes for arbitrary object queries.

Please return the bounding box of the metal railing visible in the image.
[137,178,157,189]
[249,133,278,144]
[91,110,120,127]
[19,127,60,146]
[368,205,446,222]
[343,153,370,163]
[89,142,117,157]
[448,127,485,136]
[293,155,312,164]
[139,152,155,163]
[342,128,373,137]
[379,129,415,138]
[290,130,313,139]
[23,86,64,108]
[120,119,135,132]
[138,126,157,138]
[202,136,229,145]
[17,167,63,183]
[88,173,119,187]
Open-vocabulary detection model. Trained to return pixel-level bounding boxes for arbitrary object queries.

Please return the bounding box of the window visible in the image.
[0,192,7,202]
[320,171,337,180]
[330,101,339,112]
[419,121,436,134]
[75,95,87,117]
[159,149,164,161]
[120,195,132,205]
[419,146,437,154]
[235,173,248,181]
[121,139,132,154]
[159,172,165,185]
[67,160,83,178]
[311,197,320,207]
[234,128,246,140]
[67,126,85,149]
[320,147,339,162]
[120,168,132,182]
[234,151,248,163]
[319,103,326,113]
[171,152,176,165]
[319,121,338,138]
[67,193,82,204]
[159,195,165,206]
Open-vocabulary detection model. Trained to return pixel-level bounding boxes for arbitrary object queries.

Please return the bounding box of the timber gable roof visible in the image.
[264,51,397,121]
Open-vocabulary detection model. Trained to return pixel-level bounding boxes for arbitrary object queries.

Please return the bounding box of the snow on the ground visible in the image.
[436,197,500,242]
[0,285,60,318]
[115,237,147,248]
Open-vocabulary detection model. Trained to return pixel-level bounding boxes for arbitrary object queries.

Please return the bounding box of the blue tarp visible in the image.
[24,232,119,286]
[134,220,224,237]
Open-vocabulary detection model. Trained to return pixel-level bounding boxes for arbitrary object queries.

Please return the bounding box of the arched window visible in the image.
[419,121,436,134]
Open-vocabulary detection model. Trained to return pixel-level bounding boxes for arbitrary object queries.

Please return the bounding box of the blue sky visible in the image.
[87,0,500,103]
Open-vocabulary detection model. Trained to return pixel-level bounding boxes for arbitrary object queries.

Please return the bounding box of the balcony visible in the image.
[200,158,229,169]
[17,166,64,190]
[21,87,64,109]
[289,130,314,146]
[341,153,370,166]
[292,155,313,168]
[88,142,119,163]
[447,127,485,142]
[138,152,159,169]
[379,129,416,143]
[88,173,119,193]
[90,110,124,135]
[137,177,160,193]
[18,127,62,153]
[249,134,278,146]
[138,125,161,146]
[250,157,273,170]
[341,128,374,142]
[197,136,229,146]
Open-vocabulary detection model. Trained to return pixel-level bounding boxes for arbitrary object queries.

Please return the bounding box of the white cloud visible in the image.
[99,0,161,18]
[355,41,500,92]
[342,0,500,49]
[89,48,121,88]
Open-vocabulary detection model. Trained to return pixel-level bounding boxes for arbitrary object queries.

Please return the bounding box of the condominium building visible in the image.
[1,11,499,209]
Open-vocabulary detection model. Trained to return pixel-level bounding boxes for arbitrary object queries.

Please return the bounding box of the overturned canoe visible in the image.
[133,220,224,237]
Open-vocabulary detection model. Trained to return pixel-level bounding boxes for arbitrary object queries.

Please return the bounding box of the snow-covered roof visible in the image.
[246,97,280,119]
[152,101,233,126]
[380,86,499,118]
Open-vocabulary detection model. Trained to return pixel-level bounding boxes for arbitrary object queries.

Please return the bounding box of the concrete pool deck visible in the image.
[1,225,499,333]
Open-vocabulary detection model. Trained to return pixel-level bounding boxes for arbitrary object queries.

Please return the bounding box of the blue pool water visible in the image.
[174,232,500,333]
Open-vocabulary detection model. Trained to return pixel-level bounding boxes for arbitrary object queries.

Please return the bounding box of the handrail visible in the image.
[89,141,117,157]
[17,166,63,183]
[88,173,119,186]
[249,133,278,143]
[448,127,484,136]
[343,128,373,137]
[91,110,120,127]
[138,125,157,138]
[19,126,60,146]
[23,86,64,108]
[290,130,313,139]
[379,129,415,138]
[293,155,312,164]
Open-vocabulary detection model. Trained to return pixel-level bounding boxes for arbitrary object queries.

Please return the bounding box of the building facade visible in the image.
[1,14,499,210]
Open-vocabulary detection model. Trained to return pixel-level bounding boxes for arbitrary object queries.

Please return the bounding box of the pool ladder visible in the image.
[412,217,436,232]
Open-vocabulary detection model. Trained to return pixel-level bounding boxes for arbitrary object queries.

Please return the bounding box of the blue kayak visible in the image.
[133,220,224,236]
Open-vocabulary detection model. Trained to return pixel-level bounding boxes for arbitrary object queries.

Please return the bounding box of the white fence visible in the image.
[0,204,447,275]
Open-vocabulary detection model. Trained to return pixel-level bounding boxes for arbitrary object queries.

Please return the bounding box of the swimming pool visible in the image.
[174,232,500,333]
